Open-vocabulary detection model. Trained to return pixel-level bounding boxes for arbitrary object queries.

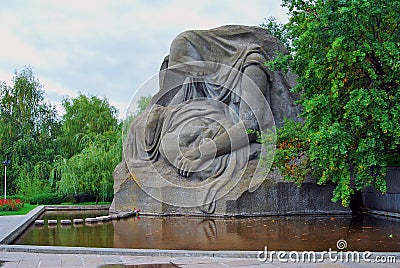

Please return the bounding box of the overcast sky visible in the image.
[0,0,288,118]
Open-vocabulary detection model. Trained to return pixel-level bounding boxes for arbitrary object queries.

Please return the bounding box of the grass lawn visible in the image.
[0,203,39,216]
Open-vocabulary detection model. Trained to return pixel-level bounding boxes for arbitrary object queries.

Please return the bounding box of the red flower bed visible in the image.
[0,199,24,211]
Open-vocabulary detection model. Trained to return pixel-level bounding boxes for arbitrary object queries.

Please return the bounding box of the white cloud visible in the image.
[0,0,288,120]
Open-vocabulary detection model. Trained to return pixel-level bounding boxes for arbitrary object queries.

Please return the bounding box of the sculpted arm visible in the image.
[176,63,269,177]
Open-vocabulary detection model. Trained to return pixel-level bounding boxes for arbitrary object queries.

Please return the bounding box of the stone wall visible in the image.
[110,161,351,216]
[362,167,400,217]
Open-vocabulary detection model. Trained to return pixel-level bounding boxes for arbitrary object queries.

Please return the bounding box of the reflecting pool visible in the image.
[13,211,400,251]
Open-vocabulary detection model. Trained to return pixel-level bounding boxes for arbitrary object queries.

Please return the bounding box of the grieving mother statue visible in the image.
[117,25,301,214]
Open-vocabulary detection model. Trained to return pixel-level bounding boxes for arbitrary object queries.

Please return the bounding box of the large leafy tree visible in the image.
[270,0,400,206]
[260,16,291,50]
[54,93,121,202]
[0,67,61,195]
[54,133,121,203]
[61,94,119,158]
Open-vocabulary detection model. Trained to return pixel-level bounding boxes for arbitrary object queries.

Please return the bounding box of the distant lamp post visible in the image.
[2,160,10,200]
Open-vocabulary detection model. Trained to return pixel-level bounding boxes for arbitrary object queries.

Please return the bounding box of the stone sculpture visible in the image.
[111,25,350,216]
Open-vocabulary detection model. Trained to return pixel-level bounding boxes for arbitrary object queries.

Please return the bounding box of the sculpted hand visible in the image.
[176,139,217,178]
[177,148,202,177]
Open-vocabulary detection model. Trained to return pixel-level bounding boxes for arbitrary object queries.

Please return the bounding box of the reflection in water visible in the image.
[346,215,400,252]
[14,213,400,251]
[200,219,217,240]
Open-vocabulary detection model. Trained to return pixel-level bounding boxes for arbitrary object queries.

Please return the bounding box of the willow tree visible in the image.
[61,94,119,158]
[55,133,121,203]
[54,94,120,202]
[270,0,400,206]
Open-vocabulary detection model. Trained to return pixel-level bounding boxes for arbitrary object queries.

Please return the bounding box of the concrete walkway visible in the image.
[0,206,44,244]
[0,207,398,267]
[1,249,398,268]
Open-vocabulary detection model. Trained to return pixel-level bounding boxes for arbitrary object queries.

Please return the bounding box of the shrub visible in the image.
[28,193,64,205]
[0,199,24,211]
[0,195,27,202]
[271,119,310,185]
[63,193,95,203]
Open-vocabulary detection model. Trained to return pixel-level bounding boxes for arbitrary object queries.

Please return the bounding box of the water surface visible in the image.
[14,212,400,251]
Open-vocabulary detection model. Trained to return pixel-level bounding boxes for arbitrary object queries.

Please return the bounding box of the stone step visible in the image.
[96,215,112,222]
[34,220,45,225]
[85,217,98,223]
[60,219,71,225]
[73,219,84,224]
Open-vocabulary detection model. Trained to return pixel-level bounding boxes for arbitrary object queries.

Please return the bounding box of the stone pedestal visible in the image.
[110,161,351,216]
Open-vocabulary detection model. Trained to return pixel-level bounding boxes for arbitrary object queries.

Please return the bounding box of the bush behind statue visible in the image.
[28,193,64,205]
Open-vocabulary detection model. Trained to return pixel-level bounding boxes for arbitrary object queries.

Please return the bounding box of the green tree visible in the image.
[54,93,121,202]
[260,16,291,50]
[269,0,400,206]
[136,95,151,115]
[61,94,118,158]
[54,133,121,203]
[123,95,152,139]
[0,67,61,195]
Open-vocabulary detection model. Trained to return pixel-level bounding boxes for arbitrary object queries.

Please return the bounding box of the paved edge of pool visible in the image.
[2,206,399,260]
[0,206,45,245]
[0,205,110,245]
[1,244,400,260]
